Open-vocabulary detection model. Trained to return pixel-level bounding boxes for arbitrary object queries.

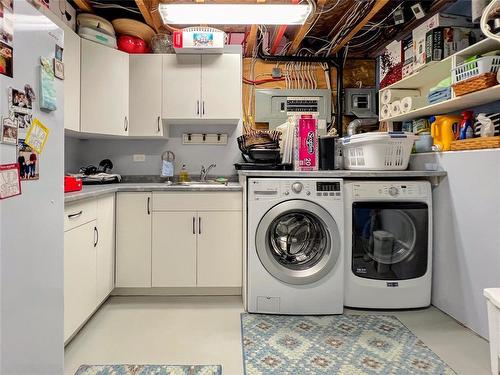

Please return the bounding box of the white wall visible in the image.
[66,122,243,177]
[410,149,500,339]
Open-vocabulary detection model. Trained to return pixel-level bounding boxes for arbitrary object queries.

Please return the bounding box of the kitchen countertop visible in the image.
[64,182,243,204]
[237,170,447,178]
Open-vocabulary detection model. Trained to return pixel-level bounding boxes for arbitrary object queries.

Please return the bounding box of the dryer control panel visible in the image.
[351,182,429,199]
[249,178,343,201]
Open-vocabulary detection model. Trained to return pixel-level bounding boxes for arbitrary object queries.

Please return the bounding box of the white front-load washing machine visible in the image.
[246,178,344,315]
[344,180,432,309]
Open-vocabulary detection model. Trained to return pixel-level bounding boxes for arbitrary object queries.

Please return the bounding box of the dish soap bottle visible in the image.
[459,111,474,140]
[179,164,189,183]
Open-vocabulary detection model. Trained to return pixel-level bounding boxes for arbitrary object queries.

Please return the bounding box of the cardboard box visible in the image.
[402,36,414,78]
[426,27,473,63]
[378,40,403,88]
[413,13,473,71]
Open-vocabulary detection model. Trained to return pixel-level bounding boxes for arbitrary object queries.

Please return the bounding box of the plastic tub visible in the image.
[341,132,417,170]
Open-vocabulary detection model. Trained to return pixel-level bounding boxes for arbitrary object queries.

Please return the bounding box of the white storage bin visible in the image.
[484,288,500,375]
[452,55,500,84]
[342,132,417,171]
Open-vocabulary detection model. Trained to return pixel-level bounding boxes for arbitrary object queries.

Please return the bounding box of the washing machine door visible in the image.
[255,200,341,285]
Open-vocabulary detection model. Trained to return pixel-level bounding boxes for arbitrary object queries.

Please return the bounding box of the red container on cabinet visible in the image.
[64,176,82,193]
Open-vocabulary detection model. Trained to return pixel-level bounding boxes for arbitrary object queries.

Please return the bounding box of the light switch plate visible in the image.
[133,154,146,162]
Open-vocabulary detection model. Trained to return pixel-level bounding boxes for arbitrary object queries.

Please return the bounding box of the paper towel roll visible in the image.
[390,101,402,116]
[380,104,391,119]
[399,96,428,113]
[381,89,421,105]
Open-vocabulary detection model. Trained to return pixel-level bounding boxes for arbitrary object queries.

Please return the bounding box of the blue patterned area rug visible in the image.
[241,313,455,375]
[75,364,222,375]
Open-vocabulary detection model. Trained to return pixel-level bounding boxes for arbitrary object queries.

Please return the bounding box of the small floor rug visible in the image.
[241,313,455,375]
[75,364,222,375]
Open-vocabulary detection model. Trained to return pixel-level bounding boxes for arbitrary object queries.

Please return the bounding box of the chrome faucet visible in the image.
[200,163,216,182]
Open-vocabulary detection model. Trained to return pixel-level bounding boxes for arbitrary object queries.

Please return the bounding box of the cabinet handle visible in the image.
[124,116,128,132]
[192,217,196,235]
[196,100,200,115]
[67,210,83,219]
[157,116,161,133]
[147,197,151,215]
[199,216,201,234]
[94,226,99,248]
[202,101,205,116]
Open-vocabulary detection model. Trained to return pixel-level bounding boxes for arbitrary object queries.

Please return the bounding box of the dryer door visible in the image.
[256,200,341,285]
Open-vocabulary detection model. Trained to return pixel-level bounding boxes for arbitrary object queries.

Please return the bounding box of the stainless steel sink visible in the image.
[170,180,229,187]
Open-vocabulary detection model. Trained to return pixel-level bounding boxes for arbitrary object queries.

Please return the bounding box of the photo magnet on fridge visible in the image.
[53,58,64,80]
[0,163,21,200]
[17,138,39,181]
[1,116,17,145]
[25,118,49,154]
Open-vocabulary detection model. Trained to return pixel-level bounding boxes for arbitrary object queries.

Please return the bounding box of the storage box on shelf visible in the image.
[379,38,500,123]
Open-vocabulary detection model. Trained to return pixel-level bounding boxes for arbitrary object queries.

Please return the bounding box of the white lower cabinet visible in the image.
[197,211,242,287]
[64,220,97,342]
[152,212,197,287]
[149,192,243,289]
[64,194,115,342]
[115,192,152,287]
[96,195,115,303]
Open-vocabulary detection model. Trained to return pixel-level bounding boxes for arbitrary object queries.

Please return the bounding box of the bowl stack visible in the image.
[112,19,156,54]
[77,13,117,49]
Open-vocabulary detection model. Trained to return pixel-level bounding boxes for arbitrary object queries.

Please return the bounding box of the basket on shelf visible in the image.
[452,73,498,96]
[451,55,500,96]
[450,136,500,151]
[341,132,417,171]
[452,55,500,83]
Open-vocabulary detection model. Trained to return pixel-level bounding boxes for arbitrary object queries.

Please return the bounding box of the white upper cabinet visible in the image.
[162,51,242,123]
[201,54,242,121]
[80,39,129,136]
[129,54,165,137]
[63,28,80,132]
[162,54,202,120]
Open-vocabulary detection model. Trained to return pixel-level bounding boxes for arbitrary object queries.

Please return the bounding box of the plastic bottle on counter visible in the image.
[179,164,189,183]
[459,111,475,140]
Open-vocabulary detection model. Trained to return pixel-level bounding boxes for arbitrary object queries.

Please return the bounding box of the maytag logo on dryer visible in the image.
[386,282,399,287]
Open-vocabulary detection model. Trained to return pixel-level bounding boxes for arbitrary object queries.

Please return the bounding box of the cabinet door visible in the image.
[197,211,242,287]
[63,28,80,132]
[162,54,201,120]
[201,54,242,120]
[152,212,197,287]
[116,193,152,287]
[96,195,115,304]
[81,39,129,136]
[129,54,164,137]
[64,221,97,341]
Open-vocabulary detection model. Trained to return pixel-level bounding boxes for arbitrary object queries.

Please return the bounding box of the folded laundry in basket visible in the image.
[428,87,452,104]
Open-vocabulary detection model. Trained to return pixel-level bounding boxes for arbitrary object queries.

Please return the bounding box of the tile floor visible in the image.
[64,296,491,375]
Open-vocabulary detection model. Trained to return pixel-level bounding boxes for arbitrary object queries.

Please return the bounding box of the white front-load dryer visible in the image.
[246,178,344,315]
[344,180,432,309]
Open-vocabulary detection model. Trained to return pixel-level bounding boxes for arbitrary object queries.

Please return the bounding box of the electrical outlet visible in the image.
[133,154,146,162]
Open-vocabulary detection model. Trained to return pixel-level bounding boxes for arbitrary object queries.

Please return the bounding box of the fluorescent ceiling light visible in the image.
[158,4,312,25]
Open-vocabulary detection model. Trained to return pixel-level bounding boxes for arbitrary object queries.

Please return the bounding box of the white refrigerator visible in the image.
[0,1,64,374]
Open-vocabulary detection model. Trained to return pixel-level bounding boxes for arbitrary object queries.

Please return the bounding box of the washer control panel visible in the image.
[351,182,428,199]
[250,179,343,201]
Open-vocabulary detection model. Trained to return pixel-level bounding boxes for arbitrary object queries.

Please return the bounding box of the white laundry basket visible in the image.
[341,132,417,170]
[484,288,500,375]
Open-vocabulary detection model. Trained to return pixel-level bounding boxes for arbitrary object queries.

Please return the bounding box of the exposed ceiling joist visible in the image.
[73,0,93,13]
[270,25,288,55]
[245,24,258,57]
[287,0,327,55]
[329,0,390,55]
[135,0,159,32]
